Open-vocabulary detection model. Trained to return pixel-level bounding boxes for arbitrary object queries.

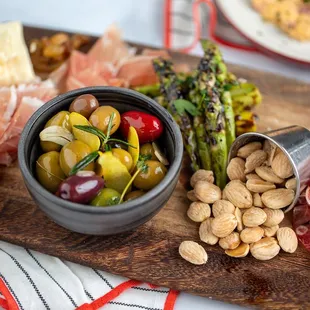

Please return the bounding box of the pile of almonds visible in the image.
[179,140,298,265]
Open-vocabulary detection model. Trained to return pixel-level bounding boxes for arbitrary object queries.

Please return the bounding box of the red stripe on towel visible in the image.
[148,283,159,289]
[76,280,142,310]
[0,279,19,310]
[164,289,179,310]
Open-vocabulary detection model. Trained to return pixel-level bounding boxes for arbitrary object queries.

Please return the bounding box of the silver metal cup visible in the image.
[228,126,310,212]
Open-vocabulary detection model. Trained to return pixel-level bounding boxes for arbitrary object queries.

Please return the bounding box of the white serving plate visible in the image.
[216,0,310,65]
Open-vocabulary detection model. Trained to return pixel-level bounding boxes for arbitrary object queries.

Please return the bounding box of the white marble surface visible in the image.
[0,0,308,309]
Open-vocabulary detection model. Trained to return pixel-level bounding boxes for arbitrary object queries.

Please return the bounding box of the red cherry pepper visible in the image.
[120,111,164,144]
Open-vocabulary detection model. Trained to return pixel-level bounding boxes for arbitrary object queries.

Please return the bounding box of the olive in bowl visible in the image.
[18,87,183,235]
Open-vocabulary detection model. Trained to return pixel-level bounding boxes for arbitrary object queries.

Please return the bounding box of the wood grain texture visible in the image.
[0,26,310,309]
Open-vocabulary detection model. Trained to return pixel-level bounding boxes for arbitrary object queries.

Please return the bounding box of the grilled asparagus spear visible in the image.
[188,68,212,171]
[201,40,227,84]
[201,41,236,150]
[193,115,212,170]
[153,58,200,171]
[205,87,227,189]
[221,90,235,150]
[196,41,228,188]
[134,83,161,97]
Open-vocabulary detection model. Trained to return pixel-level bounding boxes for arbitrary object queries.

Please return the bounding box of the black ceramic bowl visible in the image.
[18,87,183,235]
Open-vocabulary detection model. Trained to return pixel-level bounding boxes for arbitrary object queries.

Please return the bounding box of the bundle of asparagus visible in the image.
[135,40,262,188]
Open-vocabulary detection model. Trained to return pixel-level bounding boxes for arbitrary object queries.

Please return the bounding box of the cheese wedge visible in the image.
[0,21,35,86]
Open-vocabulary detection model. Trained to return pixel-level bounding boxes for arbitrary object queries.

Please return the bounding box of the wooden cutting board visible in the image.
[0,26,310,309]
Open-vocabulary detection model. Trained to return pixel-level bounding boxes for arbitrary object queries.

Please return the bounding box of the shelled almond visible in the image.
[178,137,299,265]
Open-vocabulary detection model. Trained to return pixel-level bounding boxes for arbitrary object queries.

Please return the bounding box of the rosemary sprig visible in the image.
[119,154,151,203]
[73,125,106,142]
[74,114,137,151]
[69,151,99,176]
[70,114,138,176]
[108,138,136,148]
[105,112,115,143]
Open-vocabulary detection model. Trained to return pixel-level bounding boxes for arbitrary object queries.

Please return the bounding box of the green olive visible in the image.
[112,148,133,171]
[59,140,95,176]
[36,151,65,193]
[91,188,121,206]
[41,111,71,152]
[124,190,145,201]
[89,106,120,134]
[140,143,156,160]
[133,160,167,190]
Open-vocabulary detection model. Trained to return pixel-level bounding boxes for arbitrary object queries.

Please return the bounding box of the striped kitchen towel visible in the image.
[0,241,178,310]
[164,0,257,52]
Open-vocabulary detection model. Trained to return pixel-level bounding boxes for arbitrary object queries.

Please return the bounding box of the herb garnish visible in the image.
[69,113,137,175]
[74,112,136,152]
[119,154,151,203]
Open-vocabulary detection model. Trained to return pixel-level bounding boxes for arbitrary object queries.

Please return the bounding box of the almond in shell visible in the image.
[261,189,295,209]
[223,180,253,209]
[285,178,297,190]
[276,227,298,253]
[246,179,276,193]
[271,151,294,179]
[194,181,221,204]
[237,142,262,159]
[242,207,267,227]
[187,202,211,222]
[225,243,250,258]
[253,193,263,207]
[250,237,280,260]
[179,241,208,265]
[246,173,263,181]
[190,170,214,187]
[262,225,279,237]
[227,158,246,182]
[199,218,219,245]
[211,213,237,238]
[234,207,243,231]
[187,190,198,202]
[263,208,284,227]
[212,200,235,217]
[263,140,277,166]
[245,150,267,174]
[240,227,264,243]
[219,232,240,250]
[255,166,284,184]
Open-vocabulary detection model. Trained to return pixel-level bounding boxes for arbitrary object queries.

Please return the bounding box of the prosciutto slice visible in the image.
[64,50,121,91]
[49,25,192,90]
[0,86,17,139]
[88,24,131,66]
[17,79,58,102]
[116,55,159,87]
[49,61,69,92]
[0,135,19,153]
[0,80,57,166]
[0,96,44,144]
[0,152,16,166]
